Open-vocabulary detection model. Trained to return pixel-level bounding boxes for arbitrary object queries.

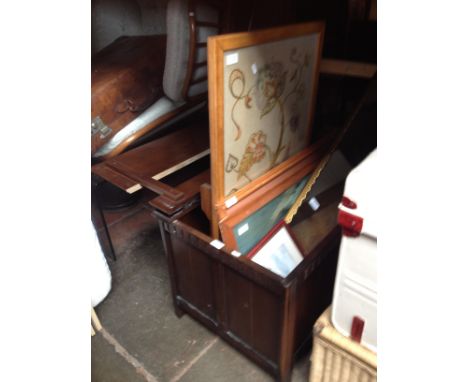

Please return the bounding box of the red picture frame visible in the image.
[246,220,305,278]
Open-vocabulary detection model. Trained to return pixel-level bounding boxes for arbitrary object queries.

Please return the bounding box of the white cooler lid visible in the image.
[341,150,377,239]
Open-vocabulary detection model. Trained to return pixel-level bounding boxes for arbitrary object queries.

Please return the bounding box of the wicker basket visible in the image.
[310,307,377,382]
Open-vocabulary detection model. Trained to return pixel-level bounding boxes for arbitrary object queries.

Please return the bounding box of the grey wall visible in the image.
[92,0,169,54]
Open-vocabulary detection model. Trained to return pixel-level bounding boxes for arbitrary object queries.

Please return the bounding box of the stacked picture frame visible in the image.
[208,22,327,262]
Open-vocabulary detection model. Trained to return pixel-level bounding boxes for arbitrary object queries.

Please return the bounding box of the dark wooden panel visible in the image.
[224,268,282,364]
[224,269,252,344]
[172,220,286,295]
[92,162,139,192]
[149,169,210,216]
[251,285,282,363]
[105,123,209,179]
[293,243,339,353]
[171,238,217,320]
[223,0,295,33]
[290,184,344,256]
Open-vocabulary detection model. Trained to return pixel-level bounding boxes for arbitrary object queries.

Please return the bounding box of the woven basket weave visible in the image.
[310,307,377,382]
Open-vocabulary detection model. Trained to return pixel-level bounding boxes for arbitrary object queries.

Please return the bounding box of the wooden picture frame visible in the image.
[208,22,325,236]
[246,220,304,278]
[218,145,328,254]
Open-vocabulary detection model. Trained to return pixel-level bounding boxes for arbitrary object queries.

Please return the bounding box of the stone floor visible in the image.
[91,200,312,382]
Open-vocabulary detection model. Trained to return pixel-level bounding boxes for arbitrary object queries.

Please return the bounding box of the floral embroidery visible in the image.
[254,62,286,118]
[247,131,267,162]
[227,44,313,183]
[237,131,269,180]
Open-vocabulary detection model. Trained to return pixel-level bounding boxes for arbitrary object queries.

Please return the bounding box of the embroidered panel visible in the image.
[222,34,319,196]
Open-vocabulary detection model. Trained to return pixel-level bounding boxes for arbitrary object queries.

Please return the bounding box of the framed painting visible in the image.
[246,221,304,278]
[218,149,323,255]
[208,22,325,236]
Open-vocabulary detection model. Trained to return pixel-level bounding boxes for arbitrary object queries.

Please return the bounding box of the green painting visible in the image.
[233,175,309,255]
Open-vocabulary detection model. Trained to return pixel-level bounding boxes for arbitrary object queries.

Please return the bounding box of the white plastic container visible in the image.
[331,150,377,353]
[91,221,112,307]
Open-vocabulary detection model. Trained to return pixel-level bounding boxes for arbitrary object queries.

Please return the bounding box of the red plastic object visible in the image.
[350,316,365,343]
[341,196,357,209]
[337,209,363,237]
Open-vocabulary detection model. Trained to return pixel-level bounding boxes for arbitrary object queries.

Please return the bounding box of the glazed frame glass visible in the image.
[246,221,304,278]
